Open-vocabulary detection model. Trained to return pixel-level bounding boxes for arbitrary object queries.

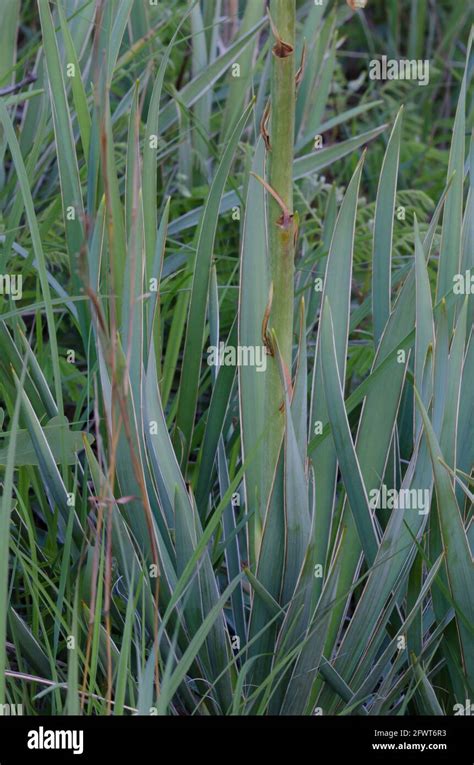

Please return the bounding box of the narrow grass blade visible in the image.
[321,299,379,565]
[414,389,474,690]
[436,37,469,314]
[238,139,270,546]
[372,107,403,346]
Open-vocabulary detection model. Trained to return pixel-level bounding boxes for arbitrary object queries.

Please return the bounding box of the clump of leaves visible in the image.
[0,1,472,716]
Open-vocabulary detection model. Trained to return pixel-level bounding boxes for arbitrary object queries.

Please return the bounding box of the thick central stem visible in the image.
[262,0,296,506]
[268,0,296,374]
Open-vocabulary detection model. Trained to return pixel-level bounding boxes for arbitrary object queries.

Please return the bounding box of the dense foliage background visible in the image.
[0,0,472,716]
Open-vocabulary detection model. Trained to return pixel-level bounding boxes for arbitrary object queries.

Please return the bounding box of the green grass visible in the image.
[0,0,472,716]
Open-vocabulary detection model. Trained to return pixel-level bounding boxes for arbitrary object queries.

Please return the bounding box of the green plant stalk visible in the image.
[268,1,296,367]
[263,0,296,519]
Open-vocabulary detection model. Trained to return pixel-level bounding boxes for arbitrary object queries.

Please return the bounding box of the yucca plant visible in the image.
[0,0,472,717]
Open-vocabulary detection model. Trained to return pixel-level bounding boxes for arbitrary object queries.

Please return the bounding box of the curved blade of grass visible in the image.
[436,34,470,315]
[190,2,210,175]
[412,660,444,716]
[291,300,308,462]
[456,331,474,507]
[18,331,58,419]
[414,388,474,689]
[273,336,311,604]
[414,214,435,437]
[296,101,384,153]
[0,0,19,89]
[195,318,237,507]
[8,608,52,681]
[462,130,473,328]
[320,299,379,565]
[66,588,80,715]
[57,0,91,160]
[113,575,138,716]
[309,154,365,595]
[294,125,386,179]
[100,91,127,322]
[145,342,193,529]
[147,197,170,371]
[0,369,22,703]
[238,138,270,546]
[372,106,403,346]
[106,0,134,83]
[440,298,468,468]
